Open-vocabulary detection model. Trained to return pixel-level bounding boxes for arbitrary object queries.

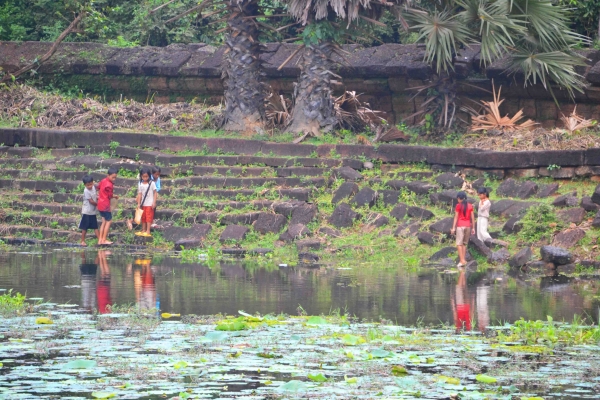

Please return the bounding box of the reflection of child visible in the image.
[79,175,99,246]
[451,268,474,331]
[96,250,112,314]
[79,252,97,311]
[133,259,156,311]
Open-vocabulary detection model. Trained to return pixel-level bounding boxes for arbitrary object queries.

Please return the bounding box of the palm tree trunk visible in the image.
[222,0,266,133]
[286,42,337,136]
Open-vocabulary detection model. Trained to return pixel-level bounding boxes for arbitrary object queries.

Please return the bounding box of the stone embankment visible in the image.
[3,41,600,125]
[1,127,600,270]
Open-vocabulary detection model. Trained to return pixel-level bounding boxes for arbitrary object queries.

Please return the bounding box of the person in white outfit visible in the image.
[477,187,492,242]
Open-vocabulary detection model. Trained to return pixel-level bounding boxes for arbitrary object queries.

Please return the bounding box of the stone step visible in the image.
[0,224,121,241]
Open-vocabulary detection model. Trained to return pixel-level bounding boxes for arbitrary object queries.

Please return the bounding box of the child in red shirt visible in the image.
[97,167,119,245]
[450,191,475,267]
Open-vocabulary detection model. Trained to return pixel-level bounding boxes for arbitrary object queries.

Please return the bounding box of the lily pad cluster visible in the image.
[0,307,599,399]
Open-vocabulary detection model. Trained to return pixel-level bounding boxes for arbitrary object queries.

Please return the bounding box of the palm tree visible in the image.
[282,0,387,138]
[221,0,267,132]
[406,0,588,129]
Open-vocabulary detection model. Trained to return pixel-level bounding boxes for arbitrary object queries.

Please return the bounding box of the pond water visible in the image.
[0,248,599,327]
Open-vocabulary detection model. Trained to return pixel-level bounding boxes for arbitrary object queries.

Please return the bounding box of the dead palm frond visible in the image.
[266,93,290,126]
[466,82,536,132]
[334,91,385,130]
[373,125,410,142]
[560,107,597,134]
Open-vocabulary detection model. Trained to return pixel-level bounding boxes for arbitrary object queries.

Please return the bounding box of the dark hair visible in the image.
[477,187,489,197]
[456,191,468,217]
[82,175,94,184]
[107,167,119,176]
[139,167,151,181]
[151,166,161,174]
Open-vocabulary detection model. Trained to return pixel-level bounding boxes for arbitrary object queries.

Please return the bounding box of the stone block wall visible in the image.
[2,41,600,126]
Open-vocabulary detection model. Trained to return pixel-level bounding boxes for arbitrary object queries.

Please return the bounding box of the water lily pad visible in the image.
[35,317,53,325]
[344,375,358,384]
[370,348,393,358]
[476,374,498,384]
[306,316,328,325]
[392,366,408,376]
[278,380,308,392]
[341,334,365,346]
[91,392,116,399]
[173,361,188,369]
[63,360,96,369]
[307,373,327,382]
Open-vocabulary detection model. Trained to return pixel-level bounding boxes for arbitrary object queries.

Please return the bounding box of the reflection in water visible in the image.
[451,267,490,332]
[1,249,598,324]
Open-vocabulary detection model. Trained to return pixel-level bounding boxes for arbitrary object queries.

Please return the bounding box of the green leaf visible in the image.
[476,374,498,384]
[306,316,328,325]
[91,392,115,399]
[391,365,408,376]
[341,334,365,346]
[35,317,53,324]
[173,361,188,370]
[437,375,460,385]
[278,380,308,392]
[370,348,393,358]
[307,373,328,382]
[64,360,96,369]
[344,375,358,384]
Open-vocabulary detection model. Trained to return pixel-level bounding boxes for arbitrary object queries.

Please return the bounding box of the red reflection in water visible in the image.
[451,267,489,332]
[96,250,112,314]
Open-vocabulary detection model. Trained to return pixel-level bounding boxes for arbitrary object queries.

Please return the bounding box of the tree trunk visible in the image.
[222,0,266,133]
[286,41,337,136]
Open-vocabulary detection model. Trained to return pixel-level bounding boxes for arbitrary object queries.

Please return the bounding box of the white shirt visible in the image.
[138,181,157,207]
[82,187,97,215]
[478,199,491,218]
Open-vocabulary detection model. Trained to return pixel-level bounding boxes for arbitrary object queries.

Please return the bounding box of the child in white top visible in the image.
[79,175,99,246]
[477,187,492,242]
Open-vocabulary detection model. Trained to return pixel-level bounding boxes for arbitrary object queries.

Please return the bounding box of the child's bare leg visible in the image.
[103,221,113,244]
[146,221,152,234]
[458,245,466,265]
[94,229,100,240]
[98,220,106,244]
[81,230,87,246]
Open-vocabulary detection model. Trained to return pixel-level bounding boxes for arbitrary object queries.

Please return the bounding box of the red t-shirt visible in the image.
[455,203,473,227]
[97,178,114,212]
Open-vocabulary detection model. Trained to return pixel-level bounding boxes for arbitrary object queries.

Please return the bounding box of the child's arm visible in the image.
[89,198,98,206]
[470,210,476,234]
[450,211,458,235]
[136,191,141,208]
[152,189,157,209]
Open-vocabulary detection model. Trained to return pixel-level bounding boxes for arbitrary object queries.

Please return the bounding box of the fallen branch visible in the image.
[277,45,304,70]
[165,3,210,24]
[150,0,178,14]
[1,12,85,84]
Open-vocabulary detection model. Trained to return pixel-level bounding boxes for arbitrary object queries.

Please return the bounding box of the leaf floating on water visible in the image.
[476,374,498,384]
[392,365,408,376]
[341,334,365,346]
[91,392,116,399]
[344,375,358,384]
[161,313,180,319]
[35,317,53,325]
[278,380,308,392]
[173,361,188,370]
[307,373,328,382]
[203,331,228,342]
[64,360,96,370]
[370,348,393,358]
[437,375,460,385]
[56,304,78,308]
[238,310,263,321]
[520,397,544,400]
[306,316,328,325]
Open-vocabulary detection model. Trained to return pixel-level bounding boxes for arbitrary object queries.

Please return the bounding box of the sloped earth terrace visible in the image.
[1,129,600,397]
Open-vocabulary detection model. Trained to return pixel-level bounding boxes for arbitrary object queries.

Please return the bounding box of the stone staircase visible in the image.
[0,139,596,262]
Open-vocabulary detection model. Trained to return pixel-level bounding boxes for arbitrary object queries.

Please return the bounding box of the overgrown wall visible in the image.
[2,41,600,126]
[2,127,600,180]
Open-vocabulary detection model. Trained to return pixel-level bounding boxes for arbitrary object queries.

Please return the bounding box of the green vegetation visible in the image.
[518,204,562,244]
[0,290,31,316]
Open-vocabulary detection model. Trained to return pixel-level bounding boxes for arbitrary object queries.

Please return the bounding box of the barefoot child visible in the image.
[135,167,157,237]
[450,191,475,268]
[97,167,119,245]
[79,175,99,246]
[476,187,492,242]
[151,166,161,229]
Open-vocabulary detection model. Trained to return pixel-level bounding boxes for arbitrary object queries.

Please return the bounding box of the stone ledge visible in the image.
[2,127,600,171]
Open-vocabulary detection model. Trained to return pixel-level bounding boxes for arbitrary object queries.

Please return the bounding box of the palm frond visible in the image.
[456,0,525,65]
[466,82,536,131]
[509,49,586,95]
[410,9,473,73]
[560,107,597,133]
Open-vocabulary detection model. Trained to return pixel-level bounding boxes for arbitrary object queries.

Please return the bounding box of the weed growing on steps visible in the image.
[518,204,563,244]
